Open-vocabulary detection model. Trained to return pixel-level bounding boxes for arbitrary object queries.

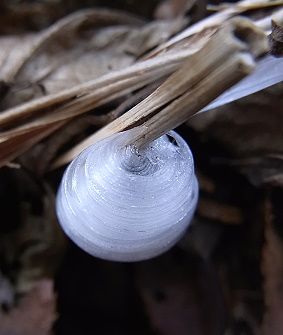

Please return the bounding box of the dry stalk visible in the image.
[147,0,283,57]
[0,10,274,167]
[53,17,268,168]
[129,53,254,148]
[0,49,197,129]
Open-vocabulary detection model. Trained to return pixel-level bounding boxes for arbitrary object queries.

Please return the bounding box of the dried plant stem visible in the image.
[130,53,254,147]
[0,16,269,168]
[53,18,267,167]
[0,67,172,137]
[0,123,64,166]
[0,39,212,168]
[147,0,282,57]
[0,49,195,129]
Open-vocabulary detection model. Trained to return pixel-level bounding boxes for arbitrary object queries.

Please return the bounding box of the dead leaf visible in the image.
[0,9,186,109]
[0,9,187,167]
[0,8,147,108]
[0,279,56,335]
[0,5,274,167]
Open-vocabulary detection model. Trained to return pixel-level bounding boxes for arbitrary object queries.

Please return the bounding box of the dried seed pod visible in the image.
[56,129,198,262]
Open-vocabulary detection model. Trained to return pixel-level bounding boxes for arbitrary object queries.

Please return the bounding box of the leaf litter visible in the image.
[0,1,283,335]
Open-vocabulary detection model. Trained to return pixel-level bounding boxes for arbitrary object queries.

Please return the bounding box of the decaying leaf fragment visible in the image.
[0,8,188,168]
[0,8,185,109]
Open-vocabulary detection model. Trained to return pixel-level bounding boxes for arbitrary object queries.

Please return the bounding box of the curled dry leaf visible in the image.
[0,9,187,167]
[0,9,186,109]
[4,19,185,104]
[0,8,146,108]
[0,279,56,335]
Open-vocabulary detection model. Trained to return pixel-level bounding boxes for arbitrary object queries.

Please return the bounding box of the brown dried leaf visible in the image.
[0,8,147,108]
[0,34,39,83]
[20,83,159,174]
[0,5,275,167]
[30,18,186,97]
[0,10,187,167]
[0,9,186,109]
[0,279,56,335]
